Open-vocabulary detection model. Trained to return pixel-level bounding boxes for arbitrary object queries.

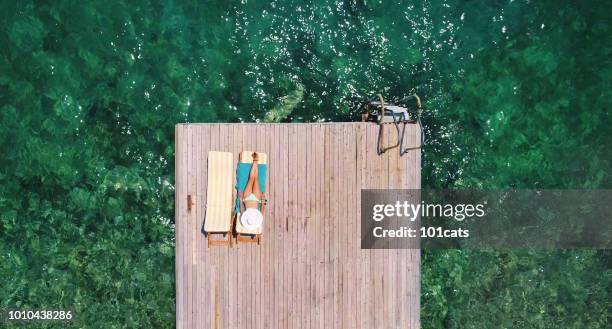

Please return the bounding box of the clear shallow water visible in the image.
[0,1,610,328]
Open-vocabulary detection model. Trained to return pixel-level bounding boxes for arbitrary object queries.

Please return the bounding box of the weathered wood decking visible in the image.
[175,123,421,329]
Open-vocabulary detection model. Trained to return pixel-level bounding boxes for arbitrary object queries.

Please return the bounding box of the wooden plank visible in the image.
[289,124,296,328]
[401,123,415,328]
[294,124,301,329]
[347,124,356,329]
[340,124,349,329]
[289,124,298,329]
[340,124,348,329]
[384,125,393,328]
[220,124,231,329]
[336,125,343,329]
[249,124,256,328]
[262,124,273,329]
[256,124,266,329]
[357,123,368,329]
[351,124,359,329]
[248,124,255,326]
[249,124,259,329]
[274,123,285,329]
[305,124,314,329]
[310,124,317,329]
[331,124,338,329]
[225,125,233,329]
[182,125,189,329]
[303,125,310,329]
[388,124,401,328]
[194,126,201,329]
[295,124,302,329]
[296,124,307,329]
[254,125,262,329]
[239,124,248,328]
[412,124,422,329]
[201,125,213,329]
[194,124,204,327]
[304,124,311,329]
[353,124,363,329]
[282,124,291,328]
[191,126,200,329]
[345,124,357,329]
[209,124,220,329]
[175,125,184,329]
[207,124,216,329]
[269,124,278,328]
[323,124,332,328]
[271,124,279,328]
[297,124,305,329]
[372,123,385,329]
[365,124,375,329]
[379,125,389,329]
[235,124,245,329]
[247,124,256,328]
[292,125,300,329]
[202,125,215,324]
[339,124,348,329]
[186,125,194,329]
[379,126,389,328]
[287,124,294,328]
[314,123,325,329]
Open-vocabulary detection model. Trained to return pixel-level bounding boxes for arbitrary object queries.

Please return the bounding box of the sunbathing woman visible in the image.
[239,153,265,227]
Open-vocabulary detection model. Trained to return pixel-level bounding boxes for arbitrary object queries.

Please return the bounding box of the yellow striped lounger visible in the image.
[204,151,234,247]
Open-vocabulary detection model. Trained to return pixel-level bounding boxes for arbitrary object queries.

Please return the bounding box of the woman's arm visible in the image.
[238,191,244,214]
[261,193,267,213]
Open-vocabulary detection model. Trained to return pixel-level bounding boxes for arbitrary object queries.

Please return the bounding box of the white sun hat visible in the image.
[240,208,263,230]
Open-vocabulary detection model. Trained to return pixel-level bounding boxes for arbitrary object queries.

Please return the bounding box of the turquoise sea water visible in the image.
[0,1,610,328]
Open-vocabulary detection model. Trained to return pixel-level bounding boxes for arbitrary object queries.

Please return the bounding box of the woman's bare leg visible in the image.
[243,153,260,198]
[251,173,261,197]
[244,172,254,196]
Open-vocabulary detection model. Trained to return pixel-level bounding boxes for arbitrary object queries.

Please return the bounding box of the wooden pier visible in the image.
[175,123,421,329]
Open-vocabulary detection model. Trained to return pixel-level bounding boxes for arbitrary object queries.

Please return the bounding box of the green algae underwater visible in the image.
[0,0,610,328]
